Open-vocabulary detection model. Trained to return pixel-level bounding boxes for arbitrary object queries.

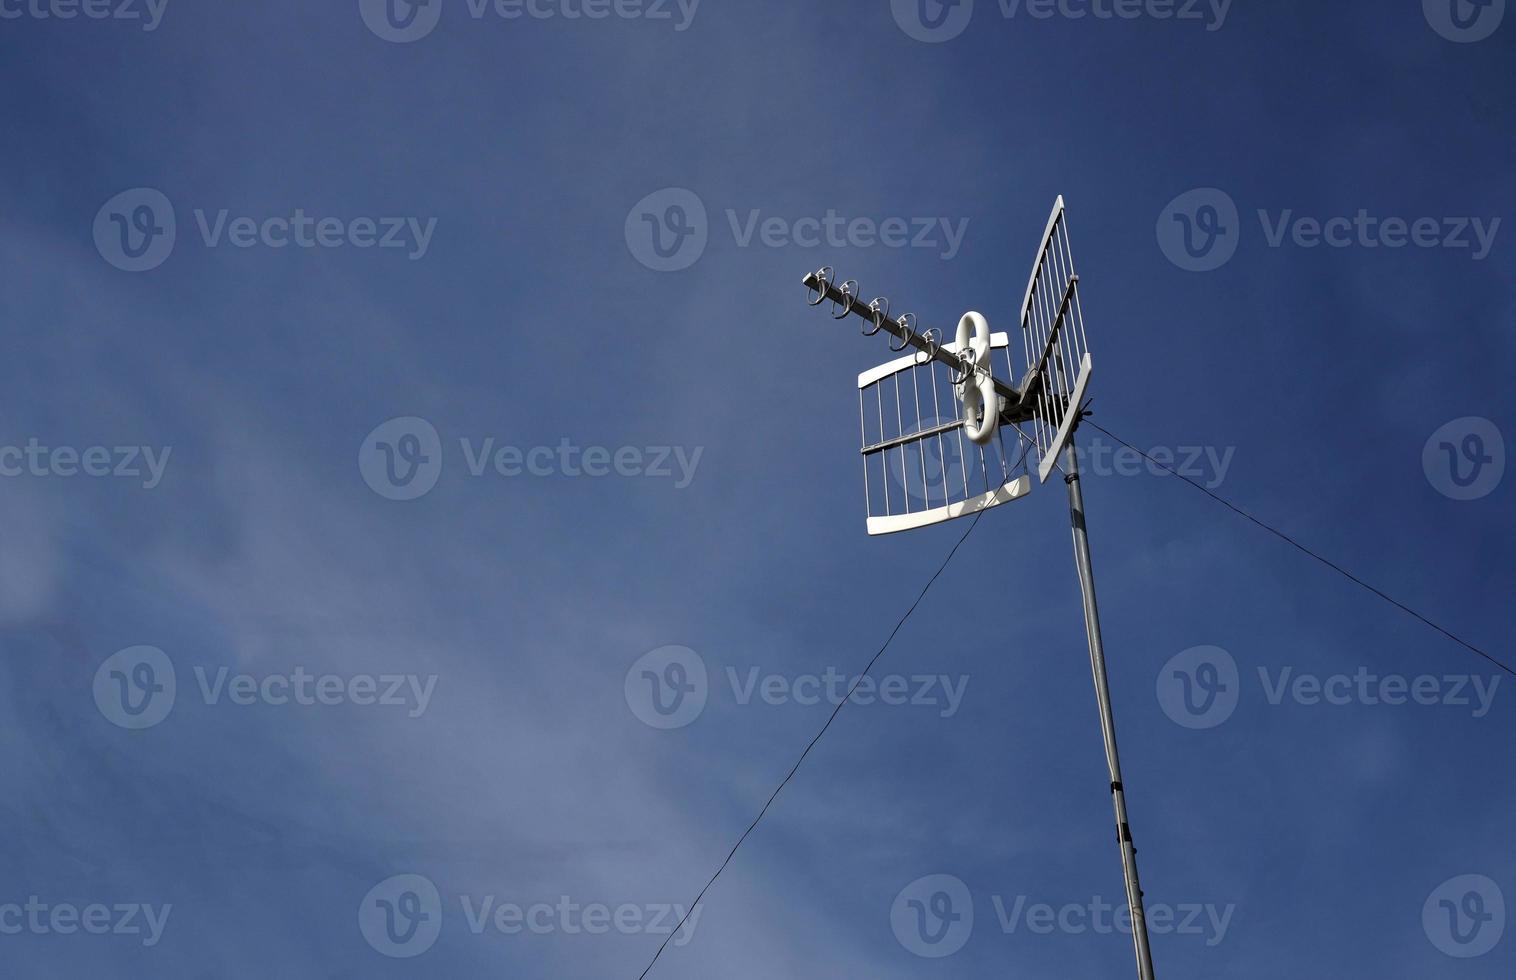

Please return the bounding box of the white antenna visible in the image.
[807,273,1039,536]
[801,197,1158,980]
[1017,196,1094,484]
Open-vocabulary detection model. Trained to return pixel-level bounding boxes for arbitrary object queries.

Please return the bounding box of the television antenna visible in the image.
[800,196,1157,980]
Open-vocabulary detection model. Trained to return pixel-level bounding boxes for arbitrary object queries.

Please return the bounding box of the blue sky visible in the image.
[1,1,1513,976]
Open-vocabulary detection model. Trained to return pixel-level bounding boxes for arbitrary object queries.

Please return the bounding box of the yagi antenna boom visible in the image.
[801,270,1036,419]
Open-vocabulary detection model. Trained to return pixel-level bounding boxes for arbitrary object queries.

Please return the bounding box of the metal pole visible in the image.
[1063,436,1158,980]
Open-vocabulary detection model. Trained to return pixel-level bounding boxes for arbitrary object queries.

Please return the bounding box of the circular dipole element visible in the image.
[955,312,998,445]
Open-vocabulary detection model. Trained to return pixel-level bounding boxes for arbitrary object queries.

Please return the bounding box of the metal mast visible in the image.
[1063,438,1157,980]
